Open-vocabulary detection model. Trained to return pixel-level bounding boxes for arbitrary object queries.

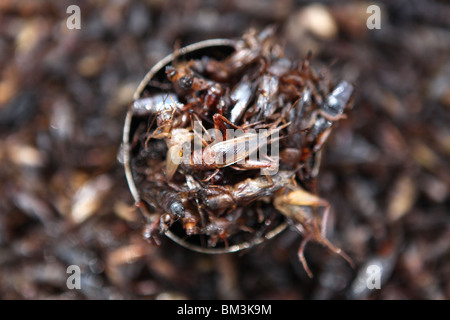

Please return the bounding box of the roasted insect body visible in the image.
[123,29,354,276]
[274,186,354,277]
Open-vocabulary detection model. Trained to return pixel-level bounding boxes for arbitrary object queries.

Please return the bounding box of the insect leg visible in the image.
[298,238,313,278]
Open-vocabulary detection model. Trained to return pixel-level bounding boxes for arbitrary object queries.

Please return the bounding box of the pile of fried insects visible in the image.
[128,28,354,277]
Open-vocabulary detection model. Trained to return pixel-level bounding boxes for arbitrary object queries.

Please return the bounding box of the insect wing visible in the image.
[204,132,258,167]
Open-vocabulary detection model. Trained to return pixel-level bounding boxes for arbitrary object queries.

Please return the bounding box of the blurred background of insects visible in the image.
[0,0,449,299]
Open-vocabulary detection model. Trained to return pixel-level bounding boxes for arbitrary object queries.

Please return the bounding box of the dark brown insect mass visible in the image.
[125,28,354,276]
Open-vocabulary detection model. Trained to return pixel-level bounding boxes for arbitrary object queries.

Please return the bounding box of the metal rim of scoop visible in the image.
[123,38,288,254]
